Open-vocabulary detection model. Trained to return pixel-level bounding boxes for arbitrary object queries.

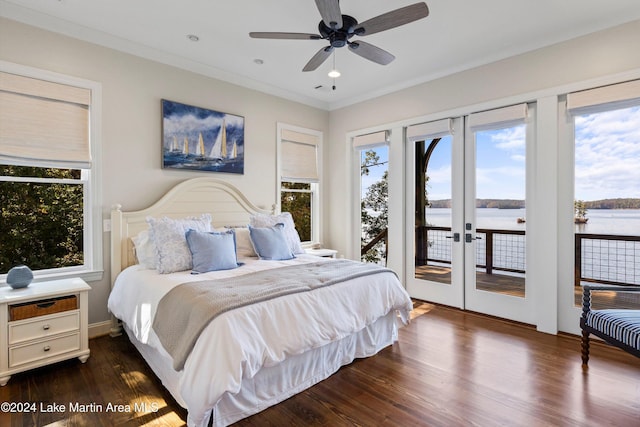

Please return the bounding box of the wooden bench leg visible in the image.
[581,329,590,368]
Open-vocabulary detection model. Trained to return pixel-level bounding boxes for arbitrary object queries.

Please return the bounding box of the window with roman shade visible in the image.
[0,63,101,281]
[278,124,322,244]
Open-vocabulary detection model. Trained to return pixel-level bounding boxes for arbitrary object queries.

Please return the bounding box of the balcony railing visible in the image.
[416,226,526,275]
[361,228,388,258]
[418,226,639,288]
[574,233,640,287]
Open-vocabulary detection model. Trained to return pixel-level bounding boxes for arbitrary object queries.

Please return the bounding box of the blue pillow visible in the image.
[185,229,240,273]
[248,223,295,260]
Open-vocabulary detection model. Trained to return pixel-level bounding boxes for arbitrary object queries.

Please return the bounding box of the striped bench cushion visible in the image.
[586,309,640,350]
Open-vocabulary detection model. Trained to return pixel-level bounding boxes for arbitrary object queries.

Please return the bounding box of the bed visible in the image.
[107,177,412,427]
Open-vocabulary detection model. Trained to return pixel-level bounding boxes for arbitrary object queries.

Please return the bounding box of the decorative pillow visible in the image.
[146,214,212,274]
[225,226,257,258]
[186,229,240,273]
[248,223,295,260]
[250,212,304,254]
[132,229,158,269]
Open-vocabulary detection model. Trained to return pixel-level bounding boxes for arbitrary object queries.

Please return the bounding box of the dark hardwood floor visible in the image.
[2,303,638,426]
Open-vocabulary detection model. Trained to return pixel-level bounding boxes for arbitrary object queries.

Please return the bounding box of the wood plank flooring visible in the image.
[1,304,638,426]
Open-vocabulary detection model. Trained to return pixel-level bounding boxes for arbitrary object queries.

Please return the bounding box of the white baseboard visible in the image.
[88,320,112,338]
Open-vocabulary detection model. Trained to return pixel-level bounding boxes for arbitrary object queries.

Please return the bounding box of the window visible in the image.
[280,182,314,242]
[567,79,640,309]
[354,130,389,265]
[277,123,321,244]
[0,62,102,282]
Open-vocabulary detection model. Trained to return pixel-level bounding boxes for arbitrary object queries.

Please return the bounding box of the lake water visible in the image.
[425,208,640,236]
[424,208,640,285]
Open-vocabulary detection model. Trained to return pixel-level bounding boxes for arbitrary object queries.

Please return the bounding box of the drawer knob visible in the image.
[43,346,51,352]
[43,324,50,330]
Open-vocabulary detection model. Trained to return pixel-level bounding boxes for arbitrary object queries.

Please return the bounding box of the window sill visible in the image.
[1,269,103,287]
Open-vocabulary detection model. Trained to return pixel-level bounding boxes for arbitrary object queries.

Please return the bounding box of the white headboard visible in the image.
[110,177,273,287]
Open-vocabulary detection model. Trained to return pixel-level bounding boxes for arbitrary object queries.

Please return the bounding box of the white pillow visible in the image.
[132,229,157,269]
[250,212,304,254]
[225,227,257,258]
[146,214,212,274]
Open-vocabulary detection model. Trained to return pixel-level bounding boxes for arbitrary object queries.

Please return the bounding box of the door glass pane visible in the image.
[474,125,526,297]
[360,146,388,265]
[415,136,452,284]
[573,104,640,309]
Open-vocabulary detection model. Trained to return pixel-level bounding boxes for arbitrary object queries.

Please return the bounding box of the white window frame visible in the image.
[558,79,640,334]
[0,60,103,284]
[277,123,322,245]
[354,136,390,262]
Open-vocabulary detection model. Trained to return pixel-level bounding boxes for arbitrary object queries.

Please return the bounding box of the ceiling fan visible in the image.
[249,1,429,72]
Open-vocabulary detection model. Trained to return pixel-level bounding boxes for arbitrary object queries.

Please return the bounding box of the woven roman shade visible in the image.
[468,104,528,132]
[281,128,319,183]
[406,118,453,142]
[0,71,91,169]
[567,79,640,115]
[352,130,388,150]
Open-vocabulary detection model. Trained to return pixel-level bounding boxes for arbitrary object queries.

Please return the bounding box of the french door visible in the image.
[406,117,464,308]
[407,104,535,324]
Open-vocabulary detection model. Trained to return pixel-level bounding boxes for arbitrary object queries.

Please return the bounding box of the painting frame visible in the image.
[161,99,245,174]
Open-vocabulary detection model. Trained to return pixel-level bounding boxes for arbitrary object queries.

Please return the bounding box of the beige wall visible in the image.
[0,18,330,325]
[326,19,640,258]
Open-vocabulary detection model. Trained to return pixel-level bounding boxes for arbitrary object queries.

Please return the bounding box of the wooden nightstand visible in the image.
[0,277,90,386]
[305,248,338,258]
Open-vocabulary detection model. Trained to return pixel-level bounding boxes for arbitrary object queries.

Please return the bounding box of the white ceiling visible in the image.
[2,0,640,111]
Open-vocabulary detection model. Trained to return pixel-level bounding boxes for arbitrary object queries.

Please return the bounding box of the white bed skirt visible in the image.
[124,311,400,427]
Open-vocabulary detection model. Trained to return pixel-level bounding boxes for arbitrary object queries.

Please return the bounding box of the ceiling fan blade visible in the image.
[303,46,334,72]
[348,41,395,65]
[250,32,322,40]
[356,2,429,36]
[315,0,343,29]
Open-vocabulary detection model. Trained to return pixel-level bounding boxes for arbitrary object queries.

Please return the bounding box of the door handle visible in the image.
[446,233,460,242]
[465,233,482,243]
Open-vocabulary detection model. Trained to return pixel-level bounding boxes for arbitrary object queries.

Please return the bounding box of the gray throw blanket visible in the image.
[153,259,396,371]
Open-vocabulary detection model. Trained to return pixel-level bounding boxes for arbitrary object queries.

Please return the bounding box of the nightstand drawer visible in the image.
[9,332,80,368]
[9,312,80,345]
[9,295,78,321]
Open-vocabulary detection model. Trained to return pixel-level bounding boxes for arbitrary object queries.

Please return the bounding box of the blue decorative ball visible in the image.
[7,265,33,289]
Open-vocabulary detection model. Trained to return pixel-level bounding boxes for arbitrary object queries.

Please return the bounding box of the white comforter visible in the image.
[108,255,412,426]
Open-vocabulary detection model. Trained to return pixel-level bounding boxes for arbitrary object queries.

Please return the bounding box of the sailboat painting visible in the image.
[161,99,244,174]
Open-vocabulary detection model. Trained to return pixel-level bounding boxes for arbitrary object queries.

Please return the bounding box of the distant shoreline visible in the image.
[428,198,640,210]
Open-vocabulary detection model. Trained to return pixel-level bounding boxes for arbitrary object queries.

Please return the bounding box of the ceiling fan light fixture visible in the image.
[328,69,341,78]
[249,1,429,72]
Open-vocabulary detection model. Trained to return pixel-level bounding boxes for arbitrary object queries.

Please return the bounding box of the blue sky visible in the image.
[575,105,640,200]
[361,104,640,202]
[403,126,528,201]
